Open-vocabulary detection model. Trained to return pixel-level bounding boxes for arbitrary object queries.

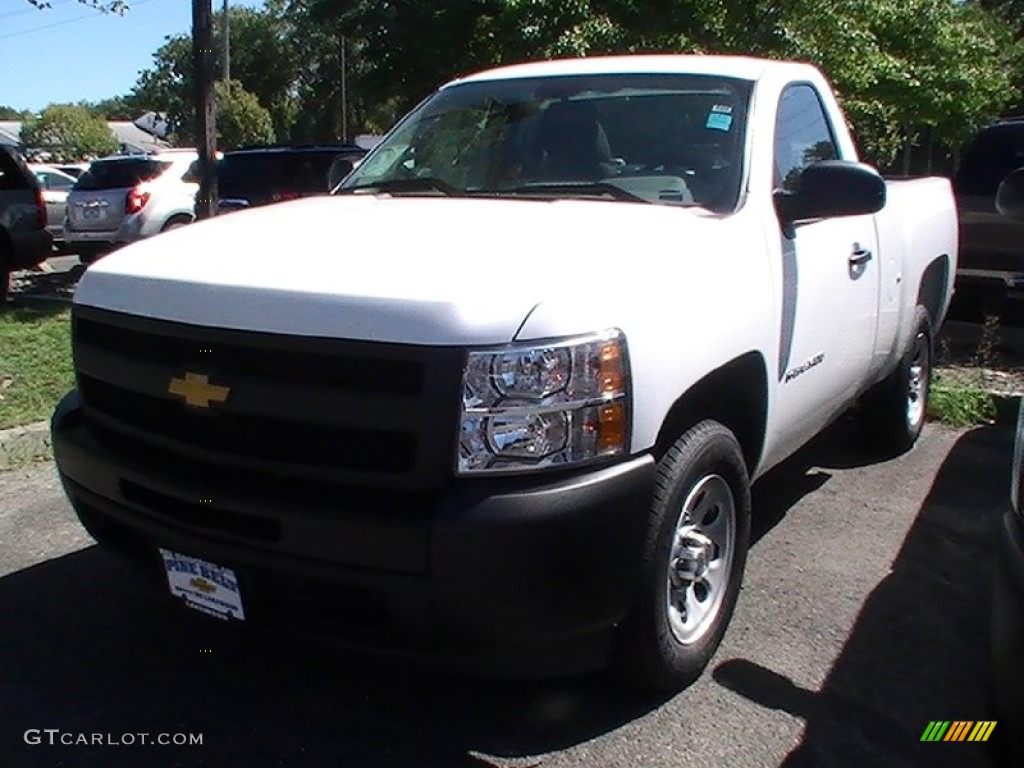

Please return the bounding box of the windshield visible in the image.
[338,73,753,212]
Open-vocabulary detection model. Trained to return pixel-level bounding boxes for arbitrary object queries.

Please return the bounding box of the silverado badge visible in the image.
[168,372,231,408]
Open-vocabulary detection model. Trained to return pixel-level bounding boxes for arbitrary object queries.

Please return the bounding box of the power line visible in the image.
[0,0,152,43]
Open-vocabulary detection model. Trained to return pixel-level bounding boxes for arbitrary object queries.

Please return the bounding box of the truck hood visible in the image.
[76,194,716,345]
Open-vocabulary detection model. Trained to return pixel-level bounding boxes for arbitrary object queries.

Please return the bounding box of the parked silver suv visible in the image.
[65,149,198,263]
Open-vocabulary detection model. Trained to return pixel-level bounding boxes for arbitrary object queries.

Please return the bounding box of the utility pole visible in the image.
[340,34,347,142]
[222,0,230,83]
[193,0,217,219]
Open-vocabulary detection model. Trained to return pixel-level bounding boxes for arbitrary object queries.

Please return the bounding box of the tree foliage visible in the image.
[0,106,33,120]
[131,5,297,142]
[20,105,119,161]
[113,0,1019,167]
[214,80,276,148]
[306,0,1015,166]
[25,1,127,11]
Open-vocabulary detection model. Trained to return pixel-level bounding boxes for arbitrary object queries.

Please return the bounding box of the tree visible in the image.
[214,81,276,148]
[131,6,298,142]
[25,1,127,10]
[79,95,141,121]
[20,105,119,161]
[0,106,33,120]
[308,0,1014,167]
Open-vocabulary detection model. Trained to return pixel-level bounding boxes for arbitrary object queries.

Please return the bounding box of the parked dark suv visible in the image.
[990,169,1024,766]
[953,118,1024,303]
[201,145,366,215]
[0,147,52,305]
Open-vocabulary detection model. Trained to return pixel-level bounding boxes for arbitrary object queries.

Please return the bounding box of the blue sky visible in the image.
[0,0,264,112]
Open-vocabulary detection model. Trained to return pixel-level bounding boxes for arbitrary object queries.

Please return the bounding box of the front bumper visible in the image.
[993,511,1024,731]
[52,391,656,675]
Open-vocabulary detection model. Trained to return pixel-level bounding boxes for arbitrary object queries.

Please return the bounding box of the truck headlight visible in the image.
[458,330,630,473]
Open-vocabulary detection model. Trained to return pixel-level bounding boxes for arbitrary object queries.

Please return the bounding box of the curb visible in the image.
[0,420,53,469]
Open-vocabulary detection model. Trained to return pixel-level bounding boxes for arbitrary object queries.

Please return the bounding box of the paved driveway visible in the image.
[0,422,1009,767]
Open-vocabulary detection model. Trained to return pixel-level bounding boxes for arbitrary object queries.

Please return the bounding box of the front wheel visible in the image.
[613,420,751,692]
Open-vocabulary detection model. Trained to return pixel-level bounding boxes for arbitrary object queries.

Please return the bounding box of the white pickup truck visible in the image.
[52,55,957,690]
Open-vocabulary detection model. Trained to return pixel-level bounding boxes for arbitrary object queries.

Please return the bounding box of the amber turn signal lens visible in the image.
[599,342,625,394]
[597,402,627,452]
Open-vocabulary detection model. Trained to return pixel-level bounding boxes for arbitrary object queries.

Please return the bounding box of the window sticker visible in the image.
[711,104,733,114]
[706,112,733,131]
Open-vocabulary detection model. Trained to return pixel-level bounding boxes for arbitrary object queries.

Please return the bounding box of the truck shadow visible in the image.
[715,425,1010,768]
[0,422,993,768]
[1,543,676,767]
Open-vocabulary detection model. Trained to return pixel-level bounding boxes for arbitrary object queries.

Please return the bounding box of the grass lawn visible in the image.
[0,305,74,430]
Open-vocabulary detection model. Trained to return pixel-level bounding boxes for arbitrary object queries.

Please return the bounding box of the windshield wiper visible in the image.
[338,177,459,196]
[500,181,651,203]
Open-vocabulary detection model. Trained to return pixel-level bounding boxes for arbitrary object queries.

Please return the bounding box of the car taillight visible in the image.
[126,187,151,215]
[35,189,46,230]
[271,189,300,202]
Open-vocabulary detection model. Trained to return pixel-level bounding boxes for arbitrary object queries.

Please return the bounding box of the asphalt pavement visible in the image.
[0,421,1010,768]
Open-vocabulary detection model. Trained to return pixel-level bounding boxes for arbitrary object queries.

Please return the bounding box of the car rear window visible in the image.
[75,158,172,191]
[0,150,31,191]
[954,124,1024,197]
[218,151,353,197]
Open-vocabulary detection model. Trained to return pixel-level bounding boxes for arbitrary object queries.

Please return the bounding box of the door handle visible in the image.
[849,245,873,266]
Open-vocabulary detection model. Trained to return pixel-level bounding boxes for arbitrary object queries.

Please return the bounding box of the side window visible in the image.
[49,173,74,191]
[954,127,1024,197]
[0,151,30,191]
[773,84,838,191]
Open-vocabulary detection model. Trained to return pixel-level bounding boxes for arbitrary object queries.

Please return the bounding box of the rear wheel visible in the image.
[0,244,10,309]
[614,420,751,692]
[858,306,932,453]
[161,215,192,232]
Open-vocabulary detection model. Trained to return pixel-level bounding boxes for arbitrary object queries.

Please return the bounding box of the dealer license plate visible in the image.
[159,549,245,621]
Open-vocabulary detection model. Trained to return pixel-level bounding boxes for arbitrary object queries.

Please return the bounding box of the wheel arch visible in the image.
[652,351,769,476]
[916,254,951,332]
[161,213,194,231]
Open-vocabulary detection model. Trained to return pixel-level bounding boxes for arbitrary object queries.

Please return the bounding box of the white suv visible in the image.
[65,149,198,263]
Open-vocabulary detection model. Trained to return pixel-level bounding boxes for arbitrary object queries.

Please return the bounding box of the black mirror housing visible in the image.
[997,167,1024,221]
[774,160,886,224]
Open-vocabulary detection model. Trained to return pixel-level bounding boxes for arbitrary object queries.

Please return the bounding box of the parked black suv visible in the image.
[953,118,1024,303]
[198,145,367,215]
[991,169,1024,765]
[0,146,52,305]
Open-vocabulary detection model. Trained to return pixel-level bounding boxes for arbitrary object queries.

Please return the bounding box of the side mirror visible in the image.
[774,160,886,224]
[327,157,355,191]
[996,168,1024,220]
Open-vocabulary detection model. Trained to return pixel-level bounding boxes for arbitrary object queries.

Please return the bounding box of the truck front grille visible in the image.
[71,306,465,489]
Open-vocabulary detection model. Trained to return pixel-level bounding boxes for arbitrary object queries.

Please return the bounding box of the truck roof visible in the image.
[450,55,813,86]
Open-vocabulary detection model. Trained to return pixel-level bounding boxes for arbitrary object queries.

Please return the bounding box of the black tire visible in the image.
[75,244,111,265]
[614,420,751,692]
[858,306,932,454]
[161,215,192,232]
[0,245,9,309]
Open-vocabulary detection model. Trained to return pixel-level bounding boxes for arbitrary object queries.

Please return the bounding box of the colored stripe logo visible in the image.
[920,721,996,742]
